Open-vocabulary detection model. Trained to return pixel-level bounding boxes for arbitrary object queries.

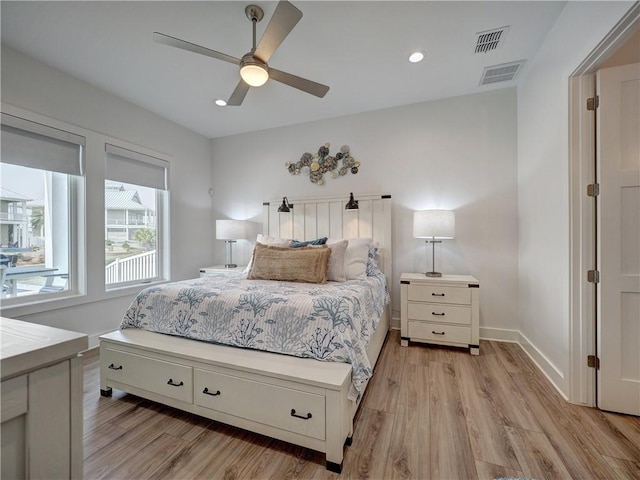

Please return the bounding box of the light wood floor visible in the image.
[83,330,640,479]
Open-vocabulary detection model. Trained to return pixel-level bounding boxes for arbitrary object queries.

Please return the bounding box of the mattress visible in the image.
[121,271,389,399]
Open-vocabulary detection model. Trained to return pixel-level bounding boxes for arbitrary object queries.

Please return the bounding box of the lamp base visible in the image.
[224,263,238,269]
[425,271,442,277]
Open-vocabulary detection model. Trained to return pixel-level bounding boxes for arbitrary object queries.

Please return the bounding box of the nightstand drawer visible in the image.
[407,284,470,305]
[408,321,471,345]
[407,302,471,325]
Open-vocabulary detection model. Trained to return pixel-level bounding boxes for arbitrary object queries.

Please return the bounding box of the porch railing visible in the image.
[106,250,156,285]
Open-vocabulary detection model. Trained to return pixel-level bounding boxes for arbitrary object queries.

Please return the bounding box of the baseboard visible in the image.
[480,327,568,401]
[517,331,568,401]
[479,326,519,342]
[390,314,400,331]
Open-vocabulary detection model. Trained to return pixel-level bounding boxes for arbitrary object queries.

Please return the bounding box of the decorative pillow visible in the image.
[320,239,348,282]
[366,242,381,276]
[243,234,293,274]
[328,237,372,280]
[291,237,328,248]
[247,244,330,284]
[256,234,293,247]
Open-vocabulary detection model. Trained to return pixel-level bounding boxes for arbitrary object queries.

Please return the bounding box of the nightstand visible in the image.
[199,265,246,277]
[400,273,479,355]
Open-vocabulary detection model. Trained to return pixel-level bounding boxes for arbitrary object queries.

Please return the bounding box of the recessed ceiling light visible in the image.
[408,51,425,63]
[215,99,227,107]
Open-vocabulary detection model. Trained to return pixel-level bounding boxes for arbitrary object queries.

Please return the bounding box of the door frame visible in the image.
[569,2,640,407]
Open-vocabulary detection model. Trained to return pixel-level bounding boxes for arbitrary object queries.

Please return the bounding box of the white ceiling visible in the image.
[1,1,566,139]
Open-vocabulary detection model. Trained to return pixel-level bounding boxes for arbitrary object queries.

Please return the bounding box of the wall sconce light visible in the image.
[345,192,359,210]
[216,219,249,268]
[413,210,455,277]
[277,196,292,213]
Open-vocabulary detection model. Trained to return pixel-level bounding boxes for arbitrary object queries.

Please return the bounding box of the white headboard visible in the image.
[263,194,392,292]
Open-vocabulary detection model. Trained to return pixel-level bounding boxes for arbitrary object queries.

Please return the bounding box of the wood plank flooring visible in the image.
[83,331,640,479]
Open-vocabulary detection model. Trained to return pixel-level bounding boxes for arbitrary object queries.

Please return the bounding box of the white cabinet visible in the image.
[0,317,88,479]
[400,274,480,355]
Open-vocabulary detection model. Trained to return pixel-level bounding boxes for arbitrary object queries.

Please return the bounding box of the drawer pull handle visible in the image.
[432,293,445,297]
[167,379,184,387]
[108,363,123,370]
[290,409,312,420]
[203,387,221,396]
[432,312,445,316]
[432,331,446,336]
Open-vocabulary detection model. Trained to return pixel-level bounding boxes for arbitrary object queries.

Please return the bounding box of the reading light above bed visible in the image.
[277,196,293,213]
[345,192,359,210]
[216,219,249,268]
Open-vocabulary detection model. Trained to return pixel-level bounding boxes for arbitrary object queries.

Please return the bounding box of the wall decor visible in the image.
[285,143,360,185]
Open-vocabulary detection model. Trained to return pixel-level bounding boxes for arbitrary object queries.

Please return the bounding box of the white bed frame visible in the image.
[99,194,392,472]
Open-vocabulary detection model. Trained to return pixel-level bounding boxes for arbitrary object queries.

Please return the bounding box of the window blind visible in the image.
[105,144,169,190]
[1,113,85,176]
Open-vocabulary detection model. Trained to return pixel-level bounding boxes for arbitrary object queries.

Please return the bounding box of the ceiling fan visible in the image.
[153,1,330,106]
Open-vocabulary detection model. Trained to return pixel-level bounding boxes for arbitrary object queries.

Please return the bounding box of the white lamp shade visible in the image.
[413,210,455,239]
[216,219,249,240]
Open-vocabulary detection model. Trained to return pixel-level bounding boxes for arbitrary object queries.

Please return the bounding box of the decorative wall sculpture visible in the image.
[285,143,360,185]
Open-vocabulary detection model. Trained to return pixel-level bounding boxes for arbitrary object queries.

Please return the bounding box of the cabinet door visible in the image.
[29,361,71,480]
[1,375,28,480]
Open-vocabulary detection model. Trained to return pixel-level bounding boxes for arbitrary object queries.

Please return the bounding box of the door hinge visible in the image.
[587,355,600,369]
[587,183,600,197]
[587,95,599,111]
[587,270,600,283]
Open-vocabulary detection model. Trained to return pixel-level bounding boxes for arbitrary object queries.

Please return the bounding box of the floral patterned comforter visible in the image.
[120,271,390,400]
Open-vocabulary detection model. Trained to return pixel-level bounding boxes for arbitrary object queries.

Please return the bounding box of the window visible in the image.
[0,113,84,301]
[104,144,168,287]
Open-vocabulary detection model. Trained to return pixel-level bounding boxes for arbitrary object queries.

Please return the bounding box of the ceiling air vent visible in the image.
[474,26,509,53]
[479,60,525,86]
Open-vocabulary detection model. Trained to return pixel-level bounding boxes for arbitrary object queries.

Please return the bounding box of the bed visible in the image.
[99,194,392,472]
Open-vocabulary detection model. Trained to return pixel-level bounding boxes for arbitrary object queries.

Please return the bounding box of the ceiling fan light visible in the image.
[409,51,425,63]
[240,63,269,87]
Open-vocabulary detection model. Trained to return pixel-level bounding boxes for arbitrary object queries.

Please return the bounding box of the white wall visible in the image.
[1,46,214,345]
[211,88,519,332]
[517,1,634,396]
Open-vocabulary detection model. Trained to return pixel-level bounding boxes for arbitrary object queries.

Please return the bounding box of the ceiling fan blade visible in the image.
[254,1,302,63]
[153,32,240,65]
[227,80,251,106]
[269,68,329,98]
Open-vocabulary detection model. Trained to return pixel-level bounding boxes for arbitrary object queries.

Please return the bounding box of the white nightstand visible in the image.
[400,273,480,355]
[199,265,246,277]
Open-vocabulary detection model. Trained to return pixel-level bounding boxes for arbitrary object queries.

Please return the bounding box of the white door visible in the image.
[597,62,640,416]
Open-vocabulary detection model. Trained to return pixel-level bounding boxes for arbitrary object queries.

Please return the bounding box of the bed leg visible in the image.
[344,436,353,446]
[100,387,112,397]
[326,460,343,473]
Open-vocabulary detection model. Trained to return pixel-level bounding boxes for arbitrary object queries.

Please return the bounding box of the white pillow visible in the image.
[329,237,372,280]
[324,240,348,282]
[243,234,293,273]
[256,234,293,247]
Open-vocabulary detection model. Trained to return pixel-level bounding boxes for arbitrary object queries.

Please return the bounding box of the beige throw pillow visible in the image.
[248,244,330,284]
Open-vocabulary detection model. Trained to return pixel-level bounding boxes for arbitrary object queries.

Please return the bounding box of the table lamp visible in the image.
[413,210,455,277]
[216,219,249,268]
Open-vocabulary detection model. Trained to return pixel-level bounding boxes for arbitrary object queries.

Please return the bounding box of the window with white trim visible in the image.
[104,144,168,287]
[0,113,84,301]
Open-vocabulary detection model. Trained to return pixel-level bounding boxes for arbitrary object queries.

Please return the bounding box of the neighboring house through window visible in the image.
[0,112,84,300]
[104,144,168,287]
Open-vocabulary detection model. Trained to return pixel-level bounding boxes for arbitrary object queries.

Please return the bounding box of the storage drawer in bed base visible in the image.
[99,330,354,472]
